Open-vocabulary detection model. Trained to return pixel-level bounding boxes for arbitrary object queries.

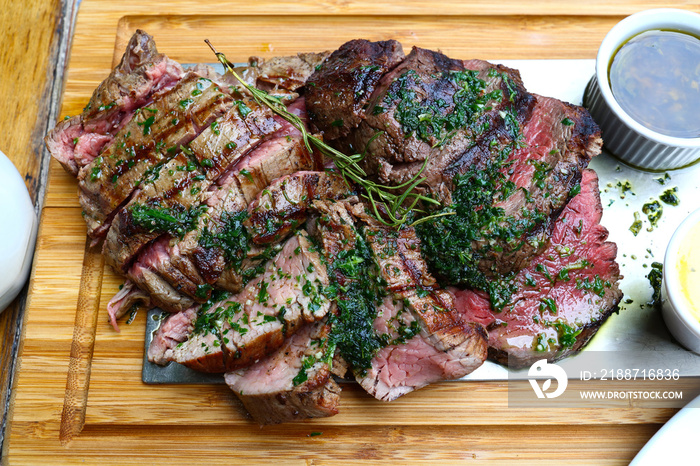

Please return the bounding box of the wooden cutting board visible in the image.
[6,7,693,464]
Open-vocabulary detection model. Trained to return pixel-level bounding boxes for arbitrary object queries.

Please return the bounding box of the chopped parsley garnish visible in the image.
[198,210,251,270]
[129,202,206,238]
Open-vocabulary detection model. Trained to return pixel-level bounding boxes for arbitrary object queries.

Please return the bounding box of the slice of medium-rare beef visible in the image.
[247,171,352,244]
[164,231,331,372]
[77,71,234,238]
[355,220,488,401]
[451,169,622,368]
[251,51,331,102]
[224,319,340,425]
[123,234,204,316]
[106,101,319,325]
[102,95,279,274]
[147,306,198,364]
[218,231,330,371]
[445,94,603,277]
[165,296,230,373]
[127,243,196,314]
[304,39,405,140]
[46,30,185,176]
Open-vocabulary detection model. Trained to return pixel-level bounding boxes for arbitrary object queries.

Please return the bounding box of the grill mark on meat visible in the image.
[224,319,340,425]
[103,96,280,274]
[103,152,212,274]
[247,171,353,244]
[340,51,534,188]
[107,102,318,321]
[355,221,487,401]
[305,39,406,140]
[188,95,280,180]
[77,72,234,238]
[46,30,185,176]
[451,169,622,368]
[162,231,331,373]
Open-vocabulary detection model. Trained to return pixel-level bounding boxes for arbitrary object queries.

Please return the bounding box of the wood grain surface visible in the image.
[5,1,700,464]
[0,0,78,456]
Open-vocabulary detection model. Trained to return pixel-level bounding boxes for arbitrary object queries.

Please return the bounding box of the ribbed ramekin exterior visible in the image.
[585,74,700,171]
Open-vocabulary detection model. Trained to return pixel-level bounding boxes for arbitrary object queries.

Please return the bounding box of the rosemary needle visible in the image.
[205,40,441,228]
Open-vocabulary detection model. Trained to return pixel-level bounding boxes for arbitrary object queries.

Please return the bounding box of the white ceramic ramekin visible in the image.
[585,8,700,170]
[0,150,37,314]
[662,208,700,354]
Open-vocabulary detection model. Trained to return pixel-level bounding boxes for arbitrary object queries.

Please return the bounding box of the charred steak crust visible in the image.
[305,39,406,140]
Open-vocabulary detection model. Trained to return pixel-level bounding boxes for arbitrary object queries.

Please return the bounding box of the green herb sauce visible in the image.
[198,211,251,270]
[129,203,206,238]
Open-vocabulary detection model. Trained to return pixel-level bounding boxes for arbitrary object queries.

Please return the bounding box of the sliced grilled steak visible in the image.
[77,71,234,238]
[247,171,352,244]
[224,319,340,425]
[102,95,279,273]
[305,40,603,285]
[107,102,318,322]
[451,169,622,368]
[46,30,184,176]
[305,39,405,140]
[163,231,331,372]
[356,221,488,401]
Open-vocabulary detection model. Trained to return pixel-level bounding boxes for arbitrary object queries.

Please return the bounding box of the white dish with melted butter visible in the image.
[663,207,700,354]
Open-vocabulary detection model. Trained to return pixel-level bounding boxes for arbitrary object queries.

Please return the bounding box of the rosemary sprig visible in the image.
[205,40,441,228]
